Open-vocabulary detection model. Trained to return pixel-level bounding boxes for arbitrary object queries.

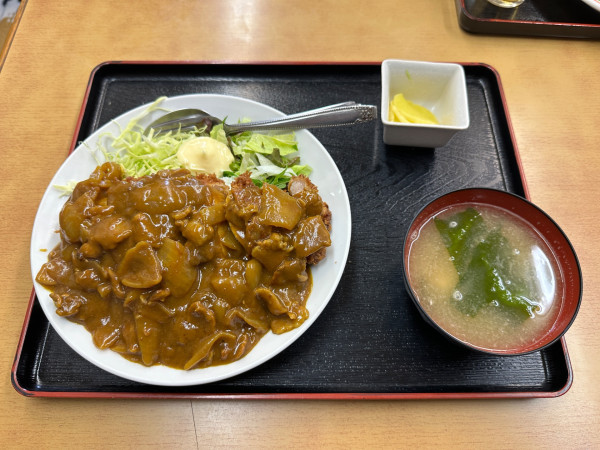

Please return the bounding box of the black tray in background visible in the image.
[13,63,571,399]
[456,0,600,39]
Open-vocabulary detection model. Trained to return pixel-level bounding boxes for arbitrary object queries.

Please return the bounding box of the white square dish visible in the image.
[381,59,470,148]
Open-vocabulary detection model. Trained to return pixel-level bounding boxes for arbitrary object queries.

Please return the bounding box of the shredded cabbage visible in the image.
[97,97,200,177]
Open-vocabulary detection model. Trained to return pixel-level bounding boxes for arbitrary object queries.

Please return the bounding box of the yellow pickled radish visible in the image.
[389,93,439,125]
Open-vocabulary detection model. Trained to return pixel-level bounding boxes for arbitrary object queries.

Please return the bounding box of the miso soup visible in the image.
[407,203,562,351]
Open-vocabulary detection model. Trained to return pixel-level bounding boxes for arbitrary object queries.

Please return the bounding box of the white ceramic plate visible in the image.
[580,0,600,12]
[30,94,351,386]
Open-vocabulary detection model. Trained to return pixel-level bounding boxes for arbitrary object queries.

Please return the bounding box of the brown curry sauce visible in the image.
[36,162,331,370]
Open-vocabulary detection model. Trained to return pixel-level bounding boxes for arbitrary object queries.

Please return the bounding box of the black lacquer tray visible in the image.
[13,62,572,399]
[456,0,600,39]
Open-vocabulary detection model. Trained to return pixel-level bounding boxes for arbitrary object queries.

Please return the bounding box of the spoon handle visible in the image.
[224,103,377,134]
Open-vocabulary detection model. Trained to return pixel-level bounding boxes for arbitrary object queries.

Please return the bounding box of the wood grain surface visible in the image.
[1,0,599,448]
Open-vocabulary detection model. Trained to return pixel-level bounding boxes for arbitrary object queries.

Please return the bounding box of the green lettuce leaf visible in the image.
[236,133,298,156]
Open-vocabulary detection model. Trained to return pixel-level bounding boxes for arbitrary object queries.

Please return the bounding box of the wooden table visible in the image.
[1,0,599,447]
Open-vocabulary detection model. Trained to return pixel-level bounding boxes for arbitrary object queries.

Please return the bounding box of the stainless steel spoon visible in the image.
[144,101,377,136]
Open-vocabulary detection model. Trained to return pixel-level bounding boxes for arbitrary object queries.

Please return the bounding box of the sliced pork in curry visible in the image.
[36,163,332,370]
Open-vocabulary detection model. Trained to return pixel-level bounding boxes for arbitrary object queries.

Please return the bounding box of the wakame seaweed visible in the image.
[434,208,540,317]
